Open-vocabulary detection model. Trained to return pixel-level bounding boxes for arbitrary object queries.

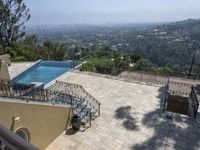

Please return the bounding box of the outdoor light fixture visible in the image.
[13,115,21,124]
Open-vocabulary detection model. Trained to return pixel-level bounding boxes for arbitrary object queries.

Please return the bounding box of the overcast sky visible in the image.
[26,0,200,25]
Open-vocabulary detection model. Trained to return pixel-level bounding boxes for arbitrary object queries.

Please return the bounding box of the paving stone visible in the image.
[7,63,200,150]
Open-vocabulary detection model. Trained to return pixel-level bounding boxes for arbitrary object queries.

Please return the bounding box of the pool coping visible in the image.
[44,61,84,89]
[11,60,83,88]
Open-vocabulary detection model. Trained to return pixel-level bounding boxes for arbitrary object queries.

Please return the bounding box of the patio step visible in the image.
[46,81,101,130]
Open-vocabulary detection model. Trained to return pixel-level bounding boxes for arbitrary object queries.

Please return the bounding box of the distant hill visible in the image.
[130,19,200,74]
[27,19,200,75]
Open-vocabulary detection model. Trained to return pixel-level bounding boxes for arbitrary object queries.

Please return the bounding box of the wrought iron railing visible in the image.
[74,70,169,86]
[0,79,100,130]
[163,79,169,112]
[168,81,193,96]
[12,82,35,97]
[0,79,13,97]
[164,80,199,119]
[0,125,39,150]
[47,80,101,117]
[0,79,101,115]
[189,86,199,119]
[119,71,169,85]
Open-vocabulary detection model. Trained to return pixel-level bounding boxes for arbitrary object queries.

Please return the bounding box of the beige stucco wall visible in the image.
[0,100,73,150]
[0,54,11,66]
[0,60,10,80]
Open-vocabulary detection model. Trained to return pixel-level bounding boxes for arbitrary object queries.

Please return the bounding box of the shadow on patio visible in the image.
[132,86,200,150]
[65,128,78,135]
[115,105,138,131]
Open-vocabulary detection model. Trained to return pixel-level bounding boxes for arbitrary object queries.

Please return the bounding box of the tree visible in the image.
[0,0,30,49]
[43,40,65,61]
[23,35,38,45]
[95,50,113,59]
[134,59,155,72]
[130,54,142,63]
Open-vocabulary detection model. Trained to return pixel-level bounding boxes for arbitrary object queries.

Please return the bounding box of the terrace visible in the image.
[0,59,200,150]
[46,71,200,150]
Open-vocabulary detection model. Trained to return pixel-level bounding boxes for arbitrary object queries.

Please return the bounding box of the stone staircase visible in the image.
[45,80,101,130]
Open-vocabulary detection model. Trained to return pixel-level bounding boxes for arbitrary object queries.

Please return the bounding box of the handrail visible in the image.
[189,86,199,119]
[168,81,193,96]
[0,125,39,150]
[47,81,101,116]
[0,78,101,117]
[163,79,169,112]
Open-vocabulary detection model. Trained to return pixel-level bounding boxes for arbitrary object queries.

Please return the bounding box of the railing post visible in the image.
[71,96,73,107]
[98,103,101,116]
[89,113,92,127]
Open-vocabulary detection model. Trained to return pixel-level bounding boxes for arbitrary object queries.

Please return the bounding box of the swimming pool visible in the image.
[12,60,79,85]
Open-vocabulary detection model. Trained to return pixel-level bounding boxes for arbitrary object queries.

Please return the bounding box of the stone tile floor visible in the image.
[6,62,200,150]
[46,72,200,150]
[8,62,34,79]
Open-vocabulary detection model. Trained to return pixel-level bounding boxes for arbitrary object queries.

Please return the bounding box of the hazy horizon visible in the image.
[26,0,200,25]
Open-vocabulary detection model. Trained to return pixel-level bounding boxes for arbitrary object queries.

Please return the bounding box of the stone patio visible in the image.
[6,62,200,150]
[8,62,34,79]
[46,72,200,150]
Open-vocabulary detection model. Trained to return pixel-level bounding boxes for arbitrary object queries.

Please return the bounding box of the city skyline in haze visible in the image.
[26,0,200,25]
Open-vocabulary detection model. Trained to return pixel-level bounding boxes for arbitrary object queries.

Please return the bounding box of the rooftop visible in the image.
[46,71,200,150]
[5,62,200,150]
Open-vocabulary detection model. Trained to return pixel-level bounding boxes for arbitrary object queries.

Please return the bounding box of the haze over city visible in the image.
[26,0,200,25]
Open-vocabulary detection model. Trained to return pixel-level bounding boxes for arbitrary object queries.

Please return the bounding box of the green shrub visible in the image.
[80,59,116,75]
[80,62,96,72]
[95,50,113,59]
[12,56,27,62]
[5,47,17,58]
[130,54,142,63]
[158,67,174,75]
[134,59,155,72]
[94,59,115,74]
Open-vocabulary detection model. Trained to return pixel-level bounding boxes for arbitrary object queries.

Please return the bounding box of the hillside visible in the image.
[26,19,200,76]
[133,19,200,73]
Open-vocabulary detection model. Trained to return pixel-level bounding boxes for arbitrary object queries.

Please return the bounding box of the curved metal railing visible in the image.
[168,81,193,96]
[0,125,39,150]
[47,80,101,116]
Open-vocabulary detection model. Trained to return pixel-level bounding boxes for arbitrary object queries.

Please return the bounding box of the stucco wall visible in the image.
[0,100,73,150]
[0,60,10,80]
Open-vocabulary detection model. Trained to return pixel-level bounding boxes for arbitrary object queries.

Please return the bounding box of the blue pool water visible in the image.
[13,61,79,84]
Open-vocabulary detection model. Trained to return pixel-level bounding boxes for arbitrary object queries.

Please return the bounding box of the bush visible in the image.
[94,60,115,74]
[12,56,27,62]
[80,62,96,72]
[158,67,174,75]
[130,54,142,63]
[95,50,113,59]
[134,59,155,72]
[80,59,115,75]
[5,47,17,58]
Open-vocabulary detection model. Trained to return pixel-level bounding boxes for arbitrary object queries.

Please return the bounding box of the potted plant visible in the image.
[71,114,81,131]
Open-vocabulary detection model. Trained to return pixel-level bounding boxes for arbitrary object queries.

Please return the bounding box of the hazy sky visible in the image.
[26,0,200,25]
